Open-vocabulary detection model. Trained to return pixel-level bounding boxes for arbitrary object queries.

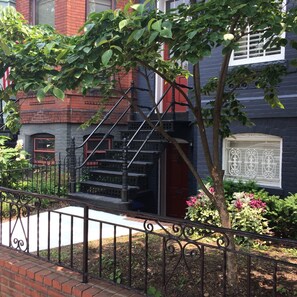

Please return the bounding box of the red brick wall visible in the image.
[19,93,131,124]
[16,0,31,23]
[16,0,86,34]
[15,0,136,126]
[0,246,141,297]
[55,0,86,35]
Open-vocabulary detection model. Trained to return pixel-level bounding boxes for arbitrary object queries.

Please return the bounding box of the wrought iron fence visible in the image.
[0,154,98,197]
[0,187,296,297]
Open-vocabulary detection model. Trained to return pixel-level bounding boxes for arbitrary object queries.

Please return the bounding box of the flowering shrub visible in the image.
[185,185,270,237]
[229,192,270,235]
[185,184,221,226]
[0,137,30,187]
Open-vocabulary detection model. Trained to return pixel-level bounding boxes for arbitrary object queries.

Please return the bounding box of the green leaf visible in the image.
[84,23,95,33]
[119,19,129,31]
[148,31,159,44]
[102,49,113,66]
[147,18,156,32]
[53,87,65,100]
[67,55,79,64]
[131,4,144,14]
[134,28,146,41]
[0,41,11,55]
[160,28,172,39]
[44,42,55,56]
[83,46,92,54]
[95,37,108,47]
[37,88,46,101]
[124,1,131,13]
[152,20,162,32]
[110,45,122,53]
[56,49,68,61]
[43,84,52,93]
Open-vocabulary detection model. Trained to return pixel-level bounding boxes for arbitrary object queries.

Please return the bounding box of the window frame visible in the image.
[31,0,55,26]
[222,133,282,188]
[229,29,285,66]
[229,0,286,67]
[86,0,113,17]
[33,136,55,165]
[83,136,112,165]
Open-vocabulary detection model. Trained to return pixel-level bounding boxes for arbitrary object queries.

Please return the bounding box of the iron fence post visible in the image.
[82,205,89,283]
[121,137,128,203]
[57,153,62,197]
[69,137,76,193]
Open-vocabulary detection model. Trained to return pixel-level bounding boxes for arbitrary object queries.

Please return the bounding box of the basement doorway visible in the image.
[164,143,189,218]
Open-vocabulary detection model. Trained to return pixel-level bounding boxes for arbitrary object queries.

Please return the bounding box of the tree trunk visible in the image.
[213,176,238,295]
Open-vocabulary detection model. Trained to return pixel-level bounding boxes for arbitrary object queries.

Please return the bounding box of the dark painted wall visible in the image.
[194,40,297,196]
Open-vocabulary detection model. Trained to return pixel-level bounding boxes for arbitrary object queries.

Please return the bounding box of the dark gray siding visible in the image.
[192,40,297,196]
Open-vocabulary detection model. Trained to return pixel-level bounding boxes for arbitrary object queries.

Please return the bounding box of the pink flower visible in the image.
[209,187,215,194]
[249,199,266,209]
[234,199,243,210]
[186,196,197,207]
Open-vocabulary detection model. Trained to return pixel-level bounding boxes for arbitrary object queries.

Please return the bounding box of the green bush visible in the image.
[185,184,270,238]
[187,179,297,240]
[0,137,30,188]
[261,193,297,239]
[223,179,260,203]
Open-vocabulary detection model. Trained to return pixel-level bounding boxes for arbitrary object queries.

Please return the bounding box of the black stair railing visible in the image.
[68,80,189,205]
[121,85,175,202]
[67,85,135,193]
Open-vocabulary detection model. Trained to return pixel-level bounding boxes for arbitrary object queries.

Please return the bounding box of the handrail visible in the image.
[127,101,173,169]
[78,103,132,169]
[73,84,152,169]
[76,86,133,150]
[126,85,172,148]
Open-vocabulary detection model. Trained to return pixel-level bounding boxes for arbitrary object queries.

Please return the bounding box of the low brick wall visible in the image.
[0,246,142,297]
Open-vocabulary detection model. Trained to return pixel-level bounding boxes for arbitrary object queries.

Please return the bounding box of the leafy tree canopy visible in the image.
[0,0,296,233]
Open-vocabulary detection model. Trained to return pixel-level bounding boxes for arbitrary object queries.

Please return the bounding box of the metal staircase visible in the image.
[68,121,172,212]
[67,83,189,213]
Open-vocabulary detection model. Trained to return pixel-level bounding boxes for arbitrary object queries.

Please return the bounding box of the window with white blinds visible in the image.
[229,28,285,66]
[222,134,282,187]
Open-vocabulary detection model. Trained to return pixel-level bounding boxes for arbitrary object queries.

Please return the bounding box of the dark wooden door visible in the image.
[166,144,189,218]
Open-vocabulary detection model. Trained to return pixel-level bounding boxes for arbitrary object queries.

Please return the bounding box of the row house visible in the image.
[10,0,297,217]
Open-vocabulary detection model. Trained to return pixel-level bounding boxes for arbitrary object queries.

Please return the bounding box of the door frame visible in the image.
[158,138,189,217]
[155,0,189,113]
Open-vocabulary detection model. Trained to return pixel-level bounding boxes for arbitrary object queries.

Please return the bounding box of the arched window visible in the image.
[222,133,282,188]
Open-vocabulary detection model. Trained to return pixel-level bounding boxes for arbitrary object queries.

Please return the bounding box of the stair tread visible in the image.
[90,169,146,177]
[108,149,160,154]
[114,139,167,143]
[99,159,153,165]
[80,180,139,190]
[69,192,127,203]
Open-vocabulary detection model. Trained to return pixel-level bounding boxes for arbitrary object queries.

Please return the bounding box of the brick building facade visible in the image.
[15,0,135,163]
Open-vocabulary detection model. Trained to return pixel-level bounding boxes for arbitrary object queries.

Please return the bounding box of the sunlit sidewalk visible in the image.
[0,206,155,252]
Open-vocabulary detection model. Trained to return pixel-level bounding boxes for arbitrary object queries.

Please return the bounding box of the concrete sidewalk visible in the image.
[1,206,156,252]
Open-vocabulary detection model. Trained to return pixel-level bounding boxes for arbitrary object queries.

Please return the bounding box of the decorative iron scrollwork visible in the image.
[143,219,231,249]
[0,188,42,252]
